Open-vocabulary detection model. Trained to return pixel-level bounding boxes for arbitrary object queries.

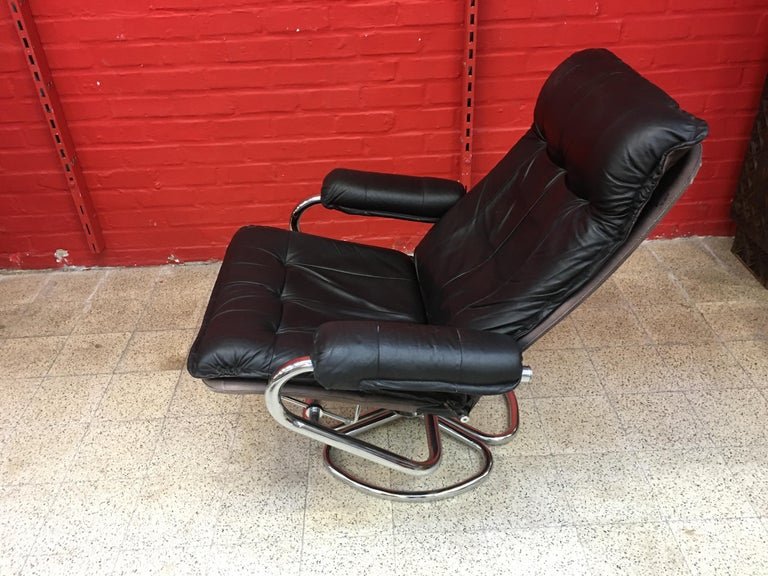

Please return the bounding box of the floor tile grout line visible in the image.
[57,378,117,489]
[681,388,744,449]
[106,372,181,574]
[596,240,765,399]
[1,375,45,444]
[663,518,699,576]
[4,393,243,451]
[388,424,401,573]
[204,407,256,563]
[571,339,636,455]
[570,519,609,576]
[524,383,767,399]
[653,238,768,305]
[639,444,765,523]
[64,278,175,573]
[98,266,201,378]
[546,448,595,536]
[699,236,745,275]
[529,397,557,461]
[83,268,109,305]
[14,460,76,572]
[0,264,204,474]
[296,424,313,576]
[715,446,760,518]
[25,270,108,345]
[6,479,68,576]
[556,447,666,529]
[677,248,767,390]
[666,516,768,575]
[1,243,766,572]
[712,439,768,524]
[105,277,163,376]
[574,339,768,395]
[719,339,768,391]
[30,272,53,302]
[383,515,766,538]
[614,249,717,349]
[610,291,658,346]
[645,240,698,307]
[625,449,666,521]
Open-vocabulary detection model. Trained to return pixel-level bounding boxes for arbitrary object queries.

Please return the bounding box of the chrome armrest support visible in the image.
[289,195,322,232]
[264,357,442,476]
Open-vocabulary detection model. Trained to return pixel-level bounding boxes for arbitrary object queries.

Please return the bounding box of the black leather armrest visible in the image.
[320,168,465,223]
[311,321,523,396]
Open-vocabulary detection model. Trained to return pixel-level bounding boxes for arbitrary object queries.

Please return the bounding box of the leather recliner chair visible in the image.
[187,48,709,501]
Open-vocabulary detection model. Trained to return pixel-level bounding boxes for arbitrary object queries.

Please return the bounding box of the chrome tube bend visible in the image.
[265,357,442,476]
[323,417,494,502]
[289,195,322,232]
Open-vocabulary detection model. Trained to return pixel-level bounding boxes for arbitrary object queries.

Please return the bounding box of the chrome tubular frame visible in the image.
[264,356,532,501]
[265,357,442,476]
[323,416,494,502]
[289,195,322,232]
[448,366,532,446]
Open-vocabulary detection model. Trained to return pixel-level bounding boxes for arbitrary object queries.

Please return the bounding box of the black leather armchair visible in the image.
[187,49,708,501]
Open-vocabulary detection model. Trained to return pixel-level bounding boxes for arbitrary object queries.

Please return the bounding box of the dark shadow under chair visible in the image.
[186,48,709,501]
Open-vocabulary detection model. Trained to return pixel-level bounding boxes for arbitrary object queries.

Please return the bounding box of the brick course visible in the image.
[1,0,766,268]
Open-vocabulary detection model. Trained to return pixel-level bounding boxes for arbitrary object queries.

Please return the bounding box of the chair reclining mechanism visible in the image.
[187,48,709,501]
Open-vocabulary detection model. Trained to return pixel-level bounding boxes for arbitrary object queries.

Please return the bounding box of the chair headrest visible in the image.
[533,48,708,219]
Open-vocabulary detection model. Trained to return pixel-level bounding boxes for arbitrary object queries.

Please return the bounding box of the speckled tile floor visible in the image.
[1,236,767,576]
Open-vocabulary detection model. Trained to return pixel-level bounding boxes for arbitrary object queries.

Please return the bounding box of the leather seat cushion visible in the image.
[187,225,426,380]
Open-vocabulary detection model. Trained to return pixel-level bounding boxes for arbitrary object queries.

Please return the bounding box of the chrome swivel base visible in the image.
[322,413,496,502]
[265,357,527,502]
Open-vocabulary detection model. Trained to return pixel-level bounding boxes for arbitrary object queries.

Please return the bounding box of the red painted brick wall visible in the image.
[1,0,766,269]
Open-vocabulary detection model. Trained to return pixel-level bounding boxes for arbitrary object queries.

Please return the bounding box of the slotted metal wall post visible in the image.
[7,0,105,253]
[460,0,478,188]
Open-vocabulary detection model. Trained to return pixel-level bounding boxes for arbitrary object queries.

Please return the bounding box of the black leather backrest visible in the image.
[414,48,708,341]
[516,143,703,350]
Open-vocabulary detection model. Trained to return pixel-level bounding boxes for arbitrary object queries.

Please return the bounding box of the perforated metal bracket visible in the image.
[7,0,104,254]
[460,0,478,188]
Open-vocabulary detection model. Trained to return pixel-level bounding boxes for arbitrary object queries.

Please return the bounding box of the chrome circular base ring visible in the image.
[322,417,493,502]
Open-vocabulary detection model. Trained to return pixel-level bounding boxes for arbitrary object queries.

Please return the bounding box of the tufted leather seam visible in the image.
[456,202,598,336]
[294,262,417,281]
[437,159,565,296]
[283,263,425,320]
[264,232,291,376]
[453,146,696,337]
[415,139,546,297]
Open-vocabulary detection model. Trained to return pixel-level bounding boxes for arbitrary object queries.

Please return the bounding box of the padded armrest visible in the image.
[321,168,465,223]
[311,321,523,396]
